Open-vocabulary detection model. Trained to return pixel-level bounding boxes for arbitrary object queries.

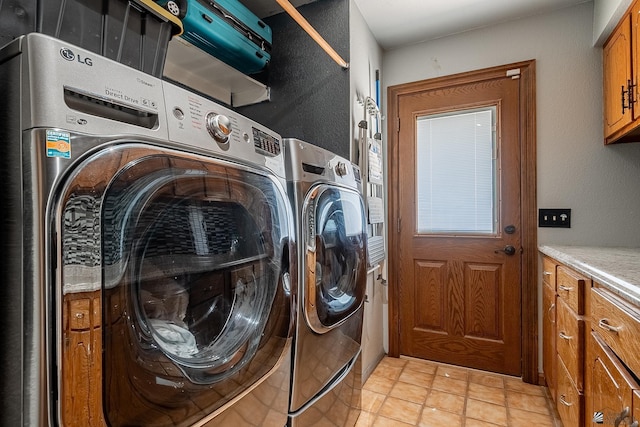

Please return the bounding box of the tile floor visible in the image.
[356,356,562,427]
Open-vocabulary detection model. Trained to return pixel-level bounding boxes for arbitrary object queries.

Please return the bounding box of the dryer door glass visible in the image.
[304,185,367,332]
[57,144,292,426]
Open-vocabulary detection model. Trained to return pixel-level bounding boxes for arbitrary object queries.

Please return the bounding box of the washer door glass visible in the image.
[57,146,295,426]
[304,185,367,332]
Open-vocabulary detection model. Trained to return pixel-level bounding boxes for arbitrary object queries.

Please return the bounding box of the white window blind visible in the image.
[416,107,497,234]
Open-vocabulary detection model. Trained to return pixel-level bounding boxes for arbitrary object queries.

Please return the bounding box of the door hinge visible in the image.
[397,217,401,233]
[397,117,400,133]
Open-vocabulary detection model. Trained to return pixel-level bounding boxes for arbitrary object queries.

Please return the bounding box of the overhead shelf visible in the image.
[163,37,270,107]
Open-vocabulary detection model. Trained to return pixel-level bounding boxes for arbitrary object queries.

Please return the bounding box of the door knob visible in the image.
[496,245,517,255]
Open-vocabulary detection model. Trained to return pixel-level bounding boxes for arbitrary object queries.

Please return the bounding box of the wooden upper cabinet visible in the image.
[633,2,640,123]
[602,1,640,144]
[604,13,633,142]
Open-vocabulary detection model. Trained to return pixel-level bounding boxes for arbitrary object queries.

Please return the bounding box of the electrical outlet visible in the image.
[538,209,571,228]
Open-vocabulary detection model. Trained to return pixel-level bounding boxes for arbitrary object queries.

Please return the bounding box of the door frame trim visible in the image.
[387,60,538,384]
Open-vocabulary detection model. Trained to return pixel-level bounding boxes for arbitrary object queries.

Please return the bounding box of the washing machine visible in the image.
[0,33,295,427]
[283,139,367,427]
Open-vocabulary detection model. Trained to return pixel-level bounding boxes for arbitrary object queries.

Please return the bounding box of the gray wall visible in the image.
[349,0,386,381]
[238,0,351,158]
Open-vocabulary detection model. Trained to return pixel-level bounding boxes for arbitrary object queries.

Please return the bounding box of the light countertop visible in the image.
[539,245,640,307]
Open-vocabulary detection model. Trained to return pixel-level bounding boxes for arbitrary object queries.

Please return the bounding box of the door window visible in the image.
[416,107,497,234]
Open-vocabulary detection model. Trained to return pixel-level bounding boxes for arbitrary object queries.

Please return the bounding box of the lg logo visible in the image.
[60,48,93,66]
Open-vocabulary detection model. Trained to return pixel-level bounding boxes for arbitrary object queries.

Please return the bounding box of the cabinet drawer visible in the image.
[542,256,557,289]
[557,265,588,315]
[588,331,637,427]
[557,357,583,427]
[591,287,640,377]
[556,296,585,391]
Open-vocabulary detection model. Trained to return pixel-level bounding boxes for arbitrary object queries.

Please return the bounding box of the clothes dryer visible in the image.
[1,33,294,427]
[283,138,367,427]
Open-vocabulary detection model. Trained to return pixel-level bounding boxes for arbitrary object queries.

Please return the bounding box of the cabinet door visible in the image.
[588,331,637,426]
[542,256,557,289]
[633,2,640,122]
[558,357,583,427]
[543,282,557,401]
[604,13,633,140]
[556,296,585,391]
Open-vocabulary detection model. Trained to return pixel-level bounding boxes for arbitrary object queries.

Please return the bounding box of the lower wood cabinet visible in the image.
[543,280,557,401]
[556,295,585,392]
[541,254,587,427]
[557,356,584,426]
[541,250,640,427]
[586,331,638,427]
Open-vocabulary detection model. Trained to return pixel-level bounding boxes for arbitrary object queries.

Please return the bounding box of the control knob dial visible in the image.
[205,113,232,143]
[335,161,348,177]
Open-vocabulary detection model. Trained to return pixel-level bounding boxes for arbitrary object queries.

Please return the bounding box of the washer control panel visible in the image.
[162,81,284,177]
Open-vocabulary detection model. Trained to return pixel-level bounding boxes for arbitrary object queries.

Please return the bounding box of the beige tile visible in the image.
[377,396,423,424]
[372,415,415,426]
[506,390,551,415]
[436,365,470,382]
[389,381,429,404]
[464,418,504,427]
[430,375,468,396]
[363,375,395,395]
[419,407,463,426]
[504,377,546,396]
[404,358,439,375]
[354,411,376,427]
[361,389,386,414]
[468,382,506,406]
[398,369,435,388]
[424,389,466,414]
[465,398,508,426]
[364,357,558,427]
[378,356,408,369]
[373,364,404,381]
[469,371,506,389]
[508,407,556,427]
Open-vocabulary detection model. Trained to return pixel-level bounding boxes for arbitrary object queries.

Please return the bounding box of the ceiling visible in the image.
[352,0,591,50]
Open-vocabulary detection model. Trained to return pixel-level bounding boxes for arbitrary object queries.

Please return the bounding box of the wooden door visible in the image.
[604,13,632,141]
[392,66,523,375]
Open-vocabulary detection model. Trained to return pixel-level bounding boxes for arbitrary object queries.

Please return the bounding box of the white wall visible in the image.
[383,1,640,249]
[349,0,386,381]
[593,0,632,45]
